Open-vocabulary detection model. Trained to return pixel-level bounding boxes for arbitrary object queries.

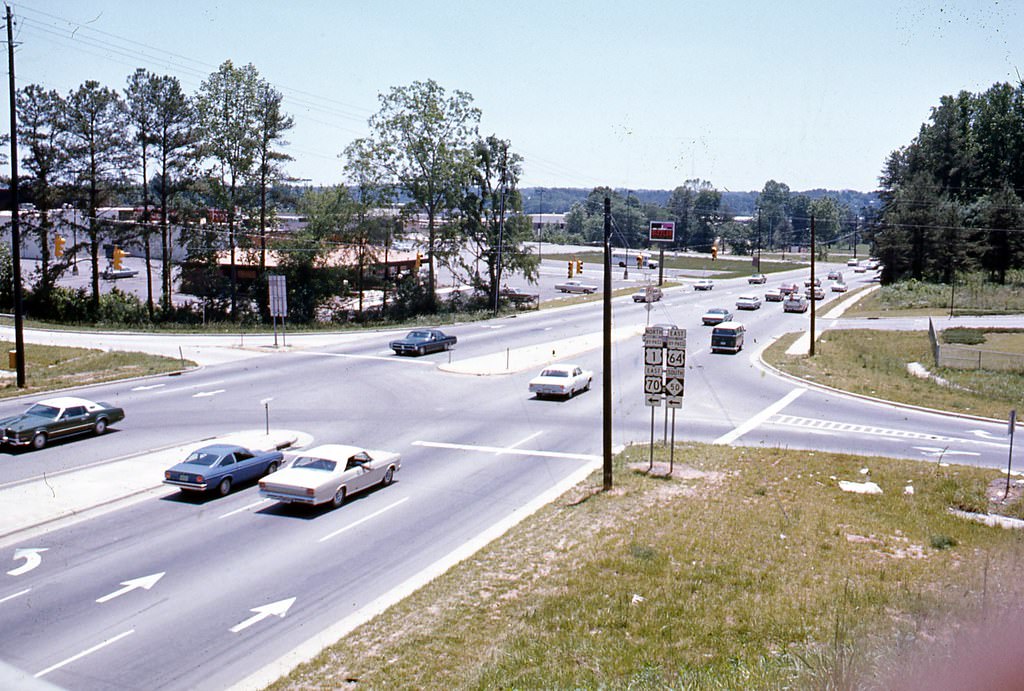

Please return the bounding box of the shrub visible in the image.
[941,328,986,345]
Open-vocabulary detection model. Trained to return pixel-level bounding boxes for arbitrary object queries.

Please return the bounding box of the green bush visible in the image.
[941,328,986,345]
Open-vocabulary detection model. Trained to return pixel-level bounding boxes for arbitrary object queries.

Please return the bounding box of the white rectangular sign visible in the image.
[268,274,288,318]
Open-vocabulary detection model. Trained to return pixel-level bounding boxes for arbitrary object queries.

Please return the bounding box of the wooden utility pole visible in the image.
[6,4,25,387]
[603,196,613,490]
[809,213,816,357]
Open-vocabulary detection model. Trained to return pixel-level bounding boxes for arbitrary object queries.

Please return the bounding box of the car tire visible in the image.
[332,487,346,508]
[266,461,279,475]
[218,477,232,496]
[31,432,46,450]
[93,418,107,435]
[417,346,425,356]
[382,467,394,486]
[585,378,592,392]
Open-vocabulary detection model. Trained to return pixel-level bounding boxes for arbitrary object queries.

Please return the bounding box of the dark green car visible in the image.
[0,396,125,450]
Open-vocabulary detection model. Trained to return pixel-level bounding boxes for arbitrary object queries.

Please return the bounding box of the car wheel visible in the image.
[417,346,425,356]
[332,487,346,508]
[218,477,232,496]
[585,378,592,392]
[31,432,46,450]
[382,467,394,486]
[266,461,279,475]
[93,418,107,435]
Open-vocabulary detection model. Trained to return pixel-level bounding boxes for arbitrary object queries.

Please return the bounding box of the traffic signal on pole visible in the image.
[112,247,126,270]
[54,235,65,258]
[636,255,643,268]
[567,261,573,278]
[711,246,718,260]
[414,251,422,271]
[576,259,583,273]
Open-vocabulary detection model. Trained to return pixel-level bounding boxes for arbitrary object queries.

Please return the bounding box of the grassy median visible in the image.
[763,330,1023,420]
[0,341,192,398]
[269,444,1024,690]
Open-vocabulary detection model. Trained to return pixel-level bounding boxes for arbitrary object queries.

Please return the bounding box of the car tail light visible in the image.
[259,481,265,489]
[164,471,171,480]
[195,475,203,484]
[305,488,315,496]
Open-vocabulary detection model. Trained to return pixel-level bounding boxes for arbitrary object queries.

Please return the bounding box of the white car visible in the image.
[529,364,593,400]
[702,307,733,325]
[554,280,597,294]
[831,282,849,292]
[764,287,784,302]
[846,258,859,267]
[258,444,400,507]
[693,279,714,291]
[747,273,767,284]
[735,295,762,310]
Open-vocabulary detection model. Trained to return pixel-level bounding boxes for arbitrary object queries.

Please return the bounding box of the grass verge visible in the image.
[269,444,1024,689]
[763,330,1024,419]
[0,341,193,398]
[844,274,1024,317]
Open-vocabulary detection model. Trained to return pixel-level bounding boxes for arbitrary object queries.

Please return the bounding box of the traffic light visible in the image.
[54,235,65,258]
[567,261,573,278]
[414,251,422,271]
[636,255,643,268]
[576,259,583,273]
[711,246,718,260]
[112,247,126,270]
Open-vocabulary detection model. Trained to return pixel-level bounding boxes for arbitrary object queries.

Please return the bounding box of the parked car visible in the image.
[783,295,809,313]
[500,286,539,305]
[554,280,597,294]
[779,282,800,296]
[747,273,767,284]
[831,282,849,292]
[693,279,714,291]
[0,396,125,450]
[735,295,762,310]
[163,444,284,496]
[711,321,746,354]
[389,328,457,356]
[702,307,733,325]
[827,270,843,281]
[764,287,785,302]
[632,286,663,302]
[259,444,400,508]
[528,364,593,400]
[805,285,825,300]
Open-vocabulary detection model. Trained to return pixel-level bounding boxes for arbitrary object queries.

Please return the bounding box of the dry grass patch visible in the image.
[269,444,1024,690]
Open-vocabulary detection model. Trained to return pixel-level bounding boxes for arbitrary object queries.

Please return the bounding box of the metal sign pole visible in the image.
[649,407,656,471]
[1006,409,1017,499]
[670,408,676,474]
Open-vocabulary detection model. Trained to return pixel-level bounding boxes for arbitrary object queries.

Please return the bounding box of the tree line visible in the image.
[875,81,1024,284]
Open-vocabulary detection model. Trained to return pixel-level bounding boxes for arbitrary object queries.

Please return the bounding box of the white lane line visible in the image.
[219,499,271,520]
[495,431,543,456]
[35,629,135,678]
[413,440,601,462]
[0,587,30,604]
[714,388,806,445]
[193,389,226,398]
[154,379,226,395]
[303,351,435,365]
[131,383,165,391]
[318,498,410,543]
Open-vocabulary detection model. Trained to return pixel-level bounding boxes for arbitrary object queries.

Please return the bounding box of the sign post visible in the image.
[268,275,288,348]
[1006,409,1017,499]
[650,221,675,287]
[643,325,685,473]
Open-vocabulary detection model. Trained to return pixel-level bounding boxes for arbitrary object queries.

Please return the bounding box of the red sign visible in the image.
[650,221,675,242]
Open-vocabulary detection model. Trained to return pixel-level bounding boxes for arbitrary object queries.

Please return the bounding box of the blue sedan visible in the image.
[163,444,284,496]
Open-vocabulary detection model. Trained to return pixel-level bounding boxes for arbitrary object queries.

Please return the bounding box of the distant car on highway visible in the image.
[163,444,284,496]
[702,307,733,325]
[259,444,400,508]
[853,264,867,273]
[102,268,139,280]
[693,279,714,291]
[865,258,880,270]
[389,328,457,356]
[846,258,859,267]
[555,280,597,294]
[528,364,593,400]
[735,295,762,310]
[831,282,849,292]
[764,287,784,302]
[779,282,799,296]
[500,286,539,305]
[805,285,825,300]
[632,286,663,302]
[711,321,746,354]
[0,396,124,450]
[804,277,821,287]
[784,295,809,313]
[747,273,767,284]
[827,270,843,281]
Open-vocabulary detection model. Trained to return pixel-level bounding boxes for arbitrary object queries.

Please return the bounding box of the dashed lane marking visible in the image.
[413,440,601,462]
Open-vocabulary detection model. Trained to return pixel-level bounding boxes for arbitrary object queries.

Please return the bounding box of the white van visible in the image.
[710,321,745,354]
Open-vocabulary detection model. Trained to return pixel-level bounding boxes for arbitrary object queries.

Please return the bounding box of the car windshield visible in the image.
[541,369,569,377]
[25,404,60,419]
[408,331,431,339]
[184,451,221,466]
[292,457,337,471]
[709,309,727,314]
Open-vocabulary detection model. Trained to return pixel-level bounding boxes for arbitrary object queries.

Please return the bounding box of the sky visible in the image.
[5,1,1022,193]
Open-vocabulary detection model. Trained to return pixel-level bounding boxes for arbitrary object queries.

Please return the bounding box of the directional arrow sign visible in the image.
[8,548,48,576]
[131,384,165,391]
[913,446,981,458]
[969,430,1001,440]
[230,597,296,633]
[96,572,165,603]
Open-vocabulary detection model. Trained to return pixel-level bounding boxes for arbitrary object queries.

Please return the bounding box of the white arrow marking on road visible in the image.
[7,548,48,576]
[192,389,226,398]
[230,597,296,633]
[95,572,165,603]
[913,446,981,458]
[969,430,1001,440]
[131,383,165,391]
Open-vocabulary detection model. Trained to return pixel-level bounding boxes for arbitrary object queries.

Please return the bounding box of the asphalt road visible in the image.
[0,259,1016,689]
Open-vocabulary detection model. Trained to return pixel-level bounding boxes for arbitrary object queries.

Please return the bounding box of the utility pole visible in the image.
[603,196,613,490]
[809,213,816,357]
[756,209,762,272]
[492,142,507,315]
[6,4,25,387]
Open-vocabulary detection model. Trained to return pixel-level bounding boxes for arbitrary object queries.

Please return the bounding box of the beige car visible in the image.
[259,444,400,507]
